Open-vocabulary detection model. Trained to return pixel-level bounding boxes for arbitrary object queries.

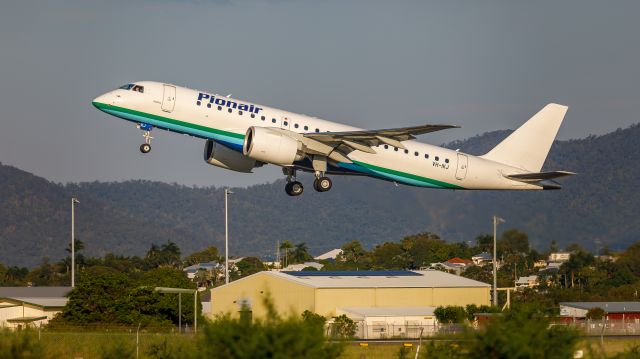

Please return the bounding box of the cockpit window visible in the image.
[118,84,144,93]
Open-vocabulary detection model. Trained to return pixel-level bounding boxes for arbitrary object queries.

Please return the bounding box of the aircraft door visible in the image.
[161,84,176,112]
[456,153,468,180]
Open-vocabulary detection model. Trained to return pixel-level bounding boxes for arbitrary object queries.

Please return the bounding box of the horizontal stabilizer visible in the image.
[506,170,576,182]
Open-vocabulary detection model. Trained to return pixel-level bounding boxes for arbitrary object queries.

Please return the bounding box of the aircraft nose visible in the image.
[92,91,117,110]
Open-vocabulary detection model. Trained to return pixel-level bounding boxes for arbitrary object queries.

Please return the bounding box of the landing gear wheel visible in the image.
[140,143,151,153]
[313,177,332,192]
[285,181,304,196]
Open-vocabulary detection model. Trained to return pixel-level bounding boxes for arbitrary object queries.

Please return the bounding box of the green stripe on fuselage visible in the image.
[92,102,244,140]
[351,160,464,189]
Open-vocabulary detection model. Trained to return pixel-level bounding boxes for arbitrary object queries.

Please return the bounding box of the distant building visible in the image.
[560,302,640,320]
[183,262,220,279]
[549,252,571,262]
[282,261,324,271]
[314,249,343,261]
[471,252,492,266]
[0,287,70,329]
[533,260,548,269]
[515,275,539,290]
[210,270,490,329]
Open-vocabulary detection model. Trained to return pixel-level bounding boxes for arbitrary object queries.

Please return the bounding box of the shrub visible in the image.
[434,306,467,323]
[585,307,606,320]
[0,329,53,359]
[330,314,357,339]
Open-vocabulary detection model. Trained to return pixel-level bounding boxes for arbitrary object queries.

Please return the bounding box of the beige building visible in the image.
[0,287,70,329]
[210,270,490,320]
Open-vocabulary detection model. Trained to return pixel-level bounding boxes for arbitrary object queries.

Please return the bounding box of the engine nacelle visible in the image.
[243,127,304,165]
[204,140,258,173]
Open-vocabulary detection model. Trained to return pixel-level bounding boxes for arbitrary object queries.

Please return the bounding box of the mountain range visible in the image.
[1,124,638,267]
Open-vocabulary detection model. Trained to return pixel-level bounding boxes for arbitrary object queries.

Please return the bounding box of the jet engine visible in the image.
[204,139,259,173]
[243,127,305,165]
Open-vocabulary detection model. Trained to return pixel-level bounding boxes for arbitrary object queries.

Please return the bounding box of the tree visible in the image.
[425,305,580,359]
[330,315,357,339]
[292,243,312,264]
[234,257,265,278]
[339,240,367,269]
[498,229,530,256]
[198,298,343,359]
[586,307,606,320]
[434,306,467,324]
[184,246,219,266]
[476,234,494,253]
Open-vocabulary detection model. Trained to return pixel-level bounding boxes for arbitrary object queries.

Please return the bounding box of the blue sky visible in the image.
[1,0,638,186]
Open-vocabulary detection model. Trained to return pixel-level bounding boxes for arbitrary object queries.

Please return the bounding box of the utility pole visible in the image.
[71,197,79,287]
[224,188,233,284]
[492,215,505,306]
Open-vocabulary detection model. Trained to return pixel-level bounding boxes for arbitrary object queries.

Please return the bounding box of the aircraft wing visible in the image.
[304,124,460,153]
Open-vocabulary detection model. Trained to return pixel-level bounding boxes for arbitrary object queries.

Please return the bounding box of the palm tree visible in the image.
[292,242,311,264]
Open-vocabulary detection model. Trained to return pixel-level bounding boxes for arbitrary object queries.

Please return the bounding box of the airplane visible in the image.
[92,81,574,196]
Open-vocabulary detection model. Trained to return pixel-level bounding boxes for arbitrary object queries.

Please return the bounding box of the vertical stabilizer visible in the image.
[481,104,568,172]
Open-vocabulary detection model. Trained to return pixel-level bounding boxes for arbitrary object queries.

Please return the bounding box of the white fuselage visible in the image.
[92,81,540,190]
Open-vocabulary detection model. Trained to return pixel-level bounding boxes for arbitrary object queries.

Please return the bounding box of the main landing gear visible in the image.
[137,123,154,154]
[284,168,304,196]
[282,168,333,196]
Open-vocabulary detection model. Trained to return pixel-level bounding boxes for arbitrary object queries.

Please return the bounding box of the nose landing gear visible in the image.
[137,123,154,153]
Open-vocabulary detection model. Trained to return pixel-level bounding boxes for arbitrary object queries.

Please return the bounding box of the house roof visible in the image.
[472,252,492,260]
[0,287,71,298]
[253,270,490,289]
[560,302,640,313]
[0,287,71,309]
[314,249,343,260]
[339,306,436,319]
[446,258,473,265]
[515,275,538,284]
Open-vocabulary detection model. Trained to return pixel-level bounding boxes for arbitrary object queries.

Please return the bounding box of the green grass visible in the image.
[5,332,640,359]
[39,332,195,359]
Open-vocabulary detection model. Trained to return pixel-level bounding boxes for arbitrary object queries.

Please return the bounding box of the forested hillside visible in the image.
[1,124,638,267]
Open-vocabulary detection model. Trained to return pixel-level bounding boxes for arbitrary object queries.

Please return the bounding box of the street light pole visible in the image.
[71,197,79,288]
[224,188,233,285]
[492,215,505,306]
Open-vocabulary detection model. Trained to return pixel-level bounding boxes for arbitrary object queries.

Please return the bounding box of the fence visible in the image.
[348,322,466,340]
[564,319,640,336]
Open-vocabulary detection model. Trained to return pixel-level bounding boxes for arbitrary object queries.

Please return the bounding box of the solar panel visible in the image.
[282,270,422,277]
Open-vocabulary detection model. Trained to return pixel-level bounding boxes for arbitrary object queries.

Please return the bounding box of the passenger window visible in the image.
[435,156,439,161]
[272,119,276,123]
[283,121,288,126]
[414,151,419,156]
[424,154,429,159]
[251,114,255,118]
[445,159,449,163]
[261,116,266,121]
[384,145,388,149]
[404,149,409,154]
[304,126,309,131]
[315,128,320,133]
[218,106,222,111]
[207,103,211,108]
[238,111,243,116]
[228,108,233,113]
[294,124,299,128]
[394,147,398,152]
